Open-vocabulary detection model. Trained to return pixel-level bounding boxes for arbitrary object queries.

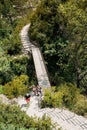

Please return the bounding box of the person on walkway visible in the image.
[37,85,42,96]
[32,85,37,96]
[25,93,31,104]
[21,93,31,108]
[36,85,39,96]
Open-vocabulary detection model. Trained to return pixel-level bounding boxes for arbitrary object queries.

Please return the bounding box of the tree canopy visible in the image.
[0,0,38,86]
[29,0,87,91]
[0,0,87,93]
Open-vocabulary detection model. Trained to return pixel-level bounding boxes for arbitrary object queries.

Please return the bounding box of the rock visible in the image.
[0,94,10,104]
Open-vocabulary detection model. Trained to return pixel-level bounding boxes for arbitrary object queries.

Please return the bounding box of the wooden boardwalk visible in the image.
[20,24,87,130]
[20,24,51,88]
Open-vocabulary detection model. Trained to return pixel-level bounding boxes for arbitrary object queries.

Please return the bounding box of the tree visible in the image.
[29,0,67,85]
[0,0,41,86]
[59,0,87,88]
[0,56,13,85]
[29,0,87,90]
[10,55,29,76]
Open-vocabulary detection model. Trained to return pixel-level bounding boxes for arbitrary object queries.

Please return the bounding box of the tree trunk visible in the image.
[76,71,80,88]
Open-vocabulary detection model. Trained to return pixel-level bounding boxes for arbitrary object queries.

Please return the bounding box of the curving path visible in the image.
[18,95,87,130]
[20,24,51,88]
[20,24,87,130]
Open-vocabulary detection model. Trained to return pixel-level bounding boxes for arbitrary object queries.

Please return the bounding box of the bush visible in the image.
[0,104,54,130]
[10,55,29,76]
[73,95,87,116]
[3,75,29,99]
[41,83,87,116]
[57,83,80,109]
[41,88,53,108]
[0,122,29,130]
[0,85,3,94]
[41,84,79,108]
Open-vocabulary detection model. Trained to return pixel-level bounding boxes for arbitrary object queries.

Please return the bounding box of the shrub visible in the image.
[42,84,79,108]
[10,55,29,76]
[0,122,29,130]
[41,83,87,116]
[57,83,80,109]
[3,75,29,99]
[41,88,53,108]
[0,85,3,94]
[73,95,87,116]
[0,104,54,130]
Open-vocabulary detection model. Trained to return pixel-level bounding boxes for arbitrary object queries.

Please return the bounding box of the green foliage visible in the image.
[42,84,79,108]
[59,0,87,88]
[0,54,32,85]
[0,104,54,130]
[73,95,87,116]
[29,0,87,90]
[0,123,27,130]
[57,84,80,108]
[0,0,36,56]
[36,115,54,130]
[29,0,66,86]
[3,75,29,99]
[0,56,14,85]
[10,55,29,76]
[0,85,3,94]
[10,55,37,85]
[41,83,87,116]
[0,0,50,87]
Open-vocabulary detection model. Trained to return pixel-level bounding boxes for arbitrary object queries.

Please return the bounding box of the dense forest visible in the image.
[0,0,36,87]
[0,0,87,129]
[29,0,87,91]
[0,0,87,91]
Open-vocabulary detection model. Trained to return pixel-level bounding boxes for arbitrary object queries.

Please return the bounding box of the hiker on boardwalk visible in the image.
[32,85,42,96]
[37,85,42,96]
[21,94,31,108]
[32,85,37,96]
